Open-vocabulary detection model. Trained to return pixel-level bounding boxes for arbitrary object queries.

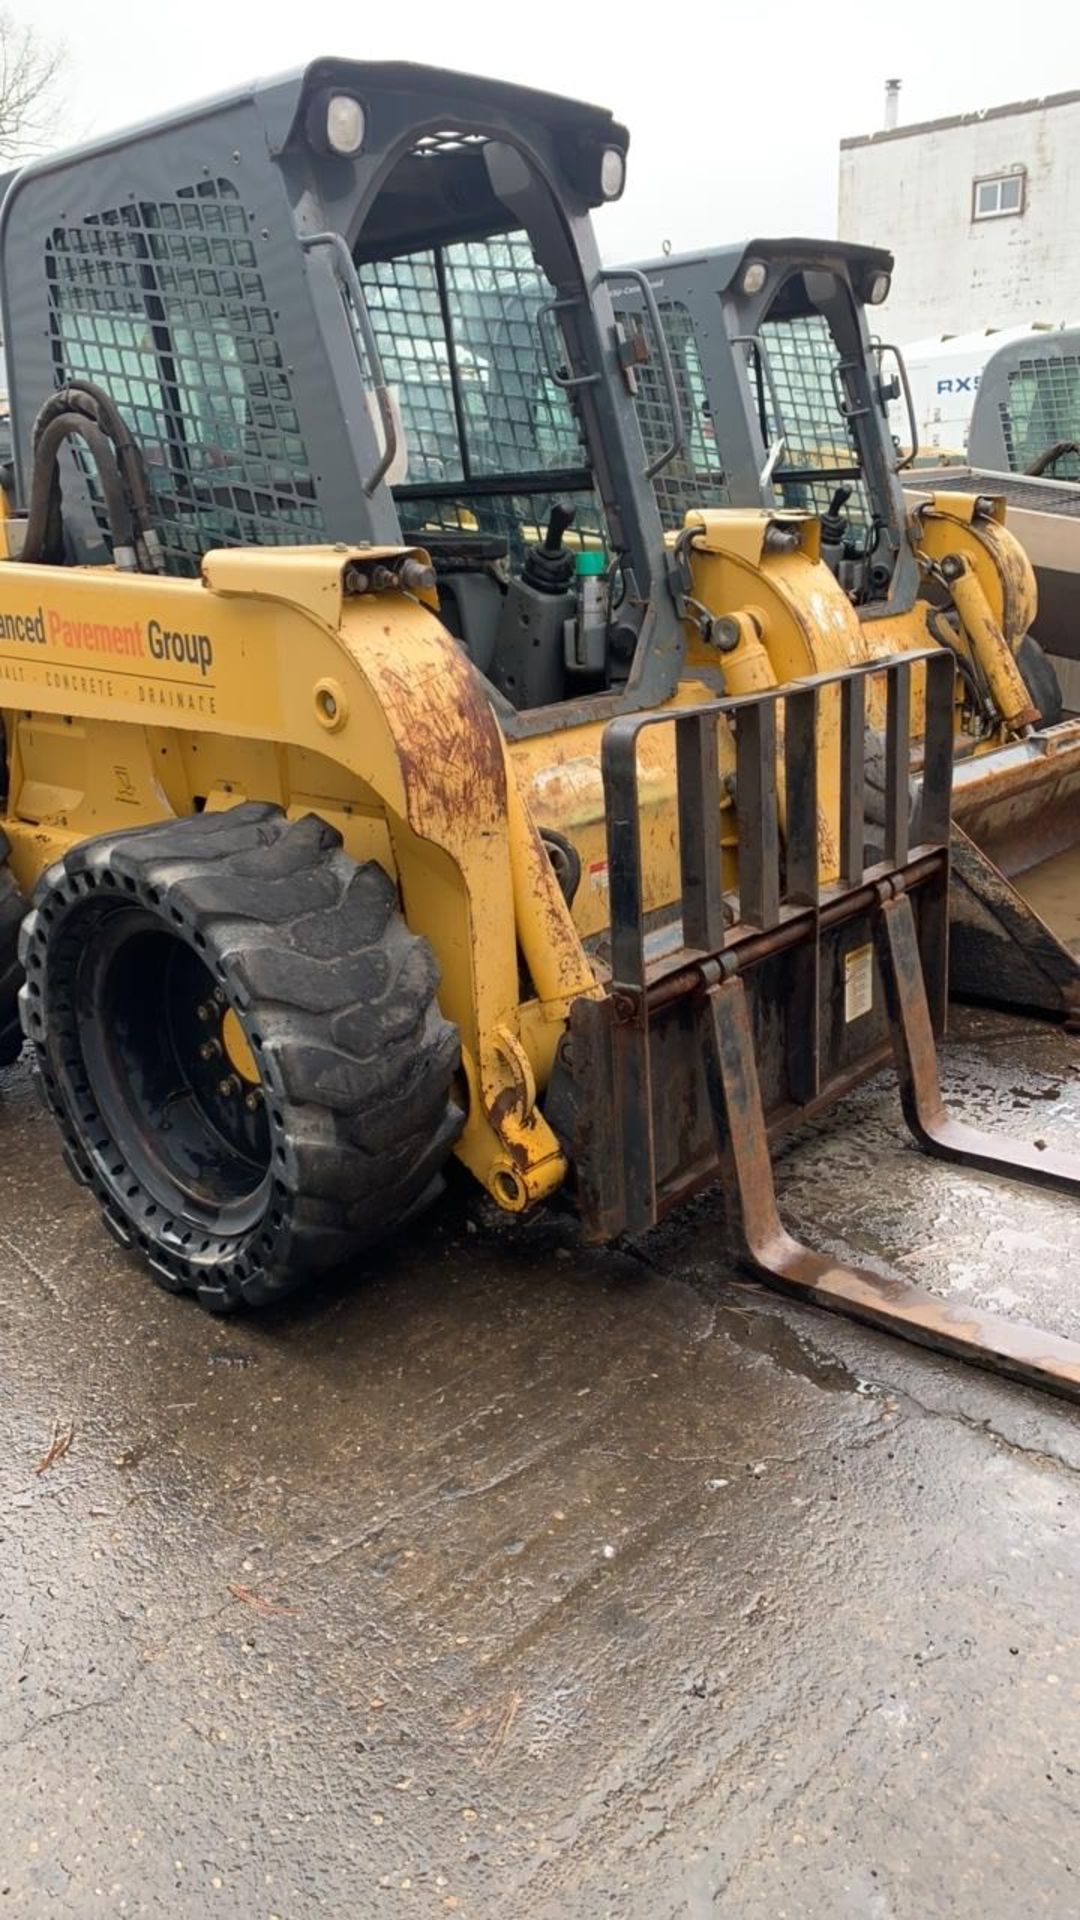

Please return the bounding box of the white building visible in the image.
[838,88,1080,346]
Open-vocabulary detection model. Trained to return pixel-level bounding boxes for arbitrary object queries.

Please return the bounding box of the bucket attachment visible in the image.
[946,716,1080,1026]
[568,651,1080,1400]
[948,824,1080,1029]
[950,716,1080,883]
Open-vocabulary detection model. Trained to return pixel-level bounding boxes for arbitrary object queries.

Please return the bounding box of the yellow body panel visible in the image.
[0,546,600,1209]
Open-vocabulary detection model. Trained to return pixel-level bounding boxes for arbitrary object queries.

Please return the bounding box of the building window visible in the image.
[972,171,1026,221]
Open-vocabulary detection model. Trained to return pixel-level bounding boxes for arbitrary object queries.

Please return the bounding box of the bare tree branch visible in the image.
[0,10,65,163]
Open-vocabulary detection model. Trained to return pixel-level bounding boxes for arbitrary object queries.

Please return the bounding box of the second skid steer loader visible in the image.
[907,322,1080,716]
[0,63,1077,1398]
[610,240,1080,1023]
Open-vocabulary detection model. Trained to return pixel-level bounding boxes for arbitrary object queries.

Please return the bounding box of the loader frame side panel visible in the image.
[0,546,600,1207]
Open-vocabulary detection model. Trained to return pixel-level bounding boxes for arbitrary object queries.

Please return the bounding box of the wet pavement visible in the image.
[1,1006,1079,1918]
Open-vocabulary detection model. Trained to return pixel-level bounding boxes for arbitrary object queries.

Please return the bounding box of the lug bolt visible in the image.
[213,987,227,1006]
[217,1074,241,1099]
[196,1001,213,1022]
[244,1089,263,1112]
[199,1038,222,1062]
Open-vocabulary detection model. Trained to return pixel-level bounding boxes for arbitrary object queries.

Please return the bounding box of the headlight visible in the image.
[325,93,366,156]
[741,261,768,296]
[867,271,891,306]
[600,146,626,200]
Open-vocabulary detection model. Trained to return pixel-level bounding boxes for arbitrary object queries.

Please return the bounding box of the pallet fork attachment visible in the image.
[570,650,1080,1400]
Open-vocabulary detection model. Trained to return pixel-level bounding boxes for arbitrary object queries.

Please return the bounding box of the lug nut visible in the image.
[199,1038,222,1062]
[217,1074,241,1099]
[196,1001,214,1022]
[244,1089,263,1112]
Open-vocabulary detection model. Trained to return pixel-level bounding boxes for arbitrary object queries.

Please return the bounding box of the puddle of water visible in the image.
[713,1304,869,1395]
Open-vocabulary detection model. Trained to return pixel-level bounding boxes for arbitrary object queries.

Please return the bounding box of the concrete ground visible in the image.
[1,1005,1079,1919]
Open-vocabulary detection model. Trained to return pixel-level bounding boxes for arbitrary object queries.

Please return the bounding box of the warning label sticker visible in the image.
[844,943,874,1023]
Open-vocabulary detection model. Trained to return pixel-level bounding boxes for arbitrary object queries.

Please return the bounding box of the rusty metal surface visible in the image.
[950,720,1080,880]
[583,654,954,1248]
[877,891,1080,1201]
[702,962,1080,1402]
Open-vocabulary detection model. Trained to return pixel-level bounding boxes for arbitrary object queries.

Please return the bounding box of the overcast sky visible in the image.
[33,0,1080,260]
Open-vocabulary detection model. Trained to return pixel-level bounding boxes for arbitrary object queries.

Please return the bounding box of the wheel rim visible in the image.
[71,905,271,1233]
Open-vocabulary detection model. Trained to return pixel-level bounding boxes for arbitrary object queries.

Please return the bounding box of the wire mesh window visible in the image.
[357,233,603,564]
[999,353,1080,479]
[616,300,729,530]
[46,178,322,574]
[755,313,871,526]
[444,242,584,474]
[357,235,586,484]
[357,249,463,482]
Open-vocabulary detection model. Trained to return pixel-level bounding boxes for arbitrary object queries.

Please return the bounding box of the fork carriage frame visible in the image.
[567,649,1080,1400]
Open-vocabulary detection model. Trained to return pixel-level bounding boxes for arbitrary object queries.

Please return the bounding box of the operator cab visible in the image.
[0,61,685,731]
[349,135,614,705]
[611,239,920,619]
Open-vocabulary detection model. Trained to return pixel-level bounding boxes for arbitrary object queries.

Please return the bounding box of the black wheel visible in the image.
[0,832,26,1066]
[1016,633,1064,728]
[19,805,462,1310]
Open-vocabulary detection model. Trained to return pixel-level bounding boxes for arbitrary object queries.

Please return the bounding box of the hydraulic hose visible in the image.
[23,382,164,572]
[1025,440,1080,478]
[43,381,158,547]
[927,605,993,728]
[21,414,137,569]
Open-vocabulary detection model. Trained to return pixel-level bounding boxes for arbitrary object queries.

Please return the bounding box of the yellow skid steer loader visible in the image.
[904,320,1080,722]
[0,63,1077,1399]
[610,240,1080,1024]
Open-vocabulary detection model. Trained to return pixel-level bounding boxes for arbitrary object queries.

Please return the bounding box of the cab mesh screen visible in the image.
[615,300,730,529]
[1000,352,1080,478]
[357,234,606,564]
[757,313,871,527]
[46,177,321,574]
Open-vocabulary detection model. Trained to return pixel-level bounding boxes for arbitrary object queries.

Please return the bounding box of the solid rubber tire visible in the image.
[19,804,462,1309]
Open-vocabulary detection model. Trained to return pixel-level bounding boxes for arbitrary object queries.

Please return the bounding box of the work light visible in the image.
[600,147,626,200]
[326,93,366,156]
